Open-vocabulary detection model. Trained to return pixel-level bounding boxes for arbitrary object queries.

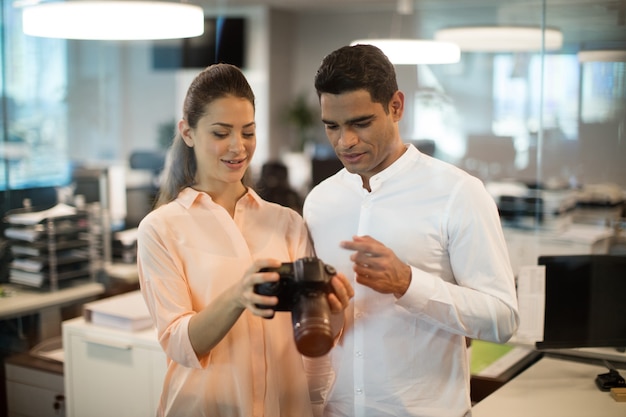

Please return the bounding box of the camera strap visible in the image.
[305,223,318,258]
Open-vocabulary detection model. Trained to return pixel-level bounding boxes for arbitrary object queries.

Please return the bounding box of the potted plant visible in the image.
[283,94,316,153]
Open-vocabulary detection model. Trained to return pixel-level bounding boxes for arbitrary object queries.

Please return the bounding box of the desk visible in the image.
[5,352,65,417]
[0,282,105,340]
[503,225,611,277]
[472,356,626,417]
[531,346,626,369]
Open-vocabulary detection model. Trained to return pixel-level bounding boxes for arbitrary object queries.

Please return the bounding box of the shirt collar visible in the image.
[344,143,420,192]
[177,186,261,209]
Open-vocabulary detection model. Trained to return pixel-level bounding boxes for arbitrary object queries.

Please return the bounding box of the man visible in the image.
[302,44,519,417]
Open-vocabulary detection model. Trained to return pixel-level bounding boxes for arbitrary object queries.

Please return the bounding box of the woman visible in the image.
[137,63,352,417]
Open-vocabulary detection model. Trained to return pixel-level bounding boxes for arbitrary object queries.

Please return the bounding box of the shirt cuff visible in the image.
[395,264,437,314]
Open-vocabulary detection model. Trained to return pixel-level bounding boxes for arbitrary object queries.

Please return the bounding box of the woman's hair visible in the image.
[155,63,255,207]
[314,44,398,113]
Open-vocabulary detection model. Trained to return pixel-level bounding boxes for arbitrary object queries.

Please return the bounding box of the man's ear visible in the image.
[389,91,404,121]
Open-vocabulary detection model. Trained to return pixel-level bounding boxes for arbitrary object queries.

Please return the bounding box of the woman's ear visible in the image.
[179,119,194,147]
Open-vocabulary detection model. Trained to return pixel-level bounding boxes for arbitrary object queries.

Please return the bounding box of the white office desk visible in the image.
[0,282,105,340]
[472,356,626,417]
[502,225,612,276]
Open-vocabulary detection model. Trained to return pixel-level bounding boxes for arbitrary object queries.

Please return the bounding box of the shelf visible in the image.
[3,204,99,291]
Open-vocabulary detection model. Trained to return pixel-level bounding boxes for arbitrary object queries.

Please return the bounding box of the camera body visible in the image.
[254,257,336,357]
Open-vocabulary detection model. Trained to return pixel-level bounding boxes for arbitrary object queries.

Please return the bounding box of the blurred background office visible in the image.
[1,0,625,416]
[1,0,625,319]
[2,0,626,208]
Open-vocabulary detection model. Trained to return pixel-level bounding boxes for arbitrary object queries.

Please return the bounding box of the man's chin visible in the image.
[342,163,366,177]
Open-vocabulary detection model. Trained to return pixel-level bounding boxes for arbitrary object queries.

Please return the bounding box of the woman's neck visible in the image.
[194,181,247,217]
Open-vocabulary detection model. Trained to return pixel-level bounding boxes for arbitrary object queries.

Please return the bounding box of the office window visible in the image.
[492,53,580,173]
[581,61,626,124]
[1,2,70,194]
[493,54,580,140]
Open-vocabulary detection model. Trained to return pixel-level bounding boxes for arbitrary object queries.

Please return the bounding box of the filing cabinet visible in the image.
[62,317,166,417]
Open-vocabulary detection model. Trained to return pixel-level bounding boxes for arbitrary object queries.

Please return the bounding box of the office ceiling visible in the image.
[204,0,626,50]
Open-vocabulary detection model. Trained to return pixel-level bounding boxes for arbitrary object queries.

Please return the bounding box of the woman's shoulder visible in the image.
[253,197,305,232]
[259,197,303,219]
[137,200,183,232]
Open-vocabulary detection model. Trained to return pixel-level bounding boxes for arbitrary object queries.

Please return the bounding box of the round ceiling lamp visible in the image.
[577,50,626,62]
[21,1,205,40]
[434,26,563,52]
[350,39,461,65]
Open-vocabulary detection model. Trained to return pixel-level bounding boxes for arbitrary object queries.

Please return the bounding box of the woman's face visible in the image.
[179,95,256,192]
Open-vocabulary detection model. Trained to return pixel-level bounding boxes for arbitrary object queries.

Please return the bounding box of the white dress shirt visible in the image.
[303,144,519,417]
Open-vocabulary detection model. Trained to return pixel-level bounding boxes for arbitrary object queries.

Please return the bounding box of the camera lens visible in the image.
[291,292,333,357]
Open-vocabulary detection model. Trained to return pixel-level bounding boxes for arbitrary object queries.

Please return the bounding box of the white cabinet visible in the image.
[5,353,65,417]
[62,317,167,417]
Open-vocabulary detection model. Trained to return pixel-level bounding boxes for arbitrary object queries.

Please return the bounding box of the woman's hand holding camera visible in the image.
[328,273,354,313]
[237,258,282,318]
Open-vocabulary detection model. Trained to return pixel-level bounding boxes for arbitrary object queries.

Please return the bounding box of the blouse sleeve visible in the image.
[137,212,203,369]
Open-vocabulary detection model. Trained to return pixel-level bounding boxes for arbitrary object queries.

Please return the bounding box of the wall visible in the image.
[266,9,297,158]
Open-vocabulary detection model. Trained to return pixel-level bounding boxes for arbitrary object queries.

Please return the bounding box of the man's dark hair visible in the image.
[314,44,398,113]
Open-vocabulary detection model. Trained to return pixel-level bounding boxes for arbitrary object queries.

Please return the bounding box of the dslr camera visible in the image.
[254,257,336,357]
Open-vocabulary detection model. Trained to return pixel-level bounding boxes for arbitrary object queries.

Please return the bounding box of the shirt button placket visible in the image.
[355,195,370,417]
[353,308,365,416]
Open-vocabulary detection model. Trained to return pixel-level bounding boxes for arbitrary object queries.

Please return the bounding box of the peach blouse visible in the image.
[137,187,313,417]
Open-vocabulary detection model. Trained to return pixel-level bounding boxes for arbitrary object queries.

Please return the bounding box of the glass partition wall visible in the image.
[1,0,70,214]
[400,0,626,237]
[405,1,626,188]
[1,0,625,228]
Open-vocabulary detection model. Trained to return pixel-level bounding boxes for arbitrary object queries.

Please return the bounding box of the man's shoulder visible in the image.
[310,168,347,192]
[418,154,482,184]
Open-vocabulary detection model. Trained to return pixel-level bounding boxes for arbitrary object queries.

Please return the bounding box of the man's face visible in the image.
[320,89,406,187]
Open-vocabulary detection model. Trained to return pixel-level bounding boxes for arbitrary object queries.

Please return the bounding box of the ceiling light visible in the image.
[434,26,563,52]
[577,50,626,62]
[350,39,461,65]
[21,1,205,40]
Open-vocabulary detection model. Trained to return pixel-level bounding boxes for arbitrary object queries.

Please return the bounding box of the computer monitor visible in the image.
[152,16,247,69]
[536,254,626,350]
[72,165,127,231]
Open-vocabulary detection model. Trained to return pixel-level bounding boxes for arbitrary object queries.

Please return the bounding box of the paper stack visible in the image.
[83,291,153,332]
